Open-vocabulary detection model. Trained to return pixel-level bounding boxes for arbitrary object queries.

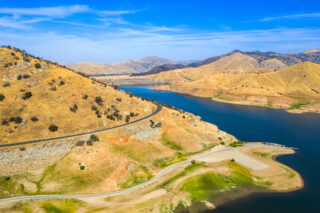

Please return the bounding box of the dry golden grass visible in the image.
[0,47,153,144]
[150,52,320,112]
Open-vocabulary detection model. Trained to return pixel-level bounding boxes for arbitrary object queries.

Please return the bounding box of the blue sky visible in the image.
[0,0,319,64]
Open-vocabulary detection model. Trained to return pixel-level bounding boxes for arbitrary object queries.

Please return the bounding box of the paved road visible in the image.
[0,146,234,203]
[0,103,162,148]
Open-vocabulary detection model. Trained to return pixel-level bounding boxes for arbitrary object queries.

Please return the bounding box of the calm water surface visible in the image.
[120,85,320,213]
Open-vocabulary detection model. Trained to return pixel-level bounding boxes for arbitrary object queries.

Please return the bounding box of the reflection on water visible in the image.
[120,85,320,213]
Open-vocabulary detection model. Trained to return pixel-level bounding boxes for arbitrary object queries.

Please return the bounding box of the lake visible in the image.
[119,85,320,213]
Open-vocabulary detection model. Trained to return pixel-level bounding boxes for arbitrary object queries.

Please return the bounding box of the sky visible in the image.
[0,0,319,64]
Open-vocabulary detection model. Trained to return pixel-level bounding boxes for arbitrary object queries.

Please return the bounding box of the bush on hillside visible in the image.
[3,82,10,87]
[95,96,103,106]
[48,124,58,132]
[35,63,41,69]
[0,94,5,101]
[31,116,38,122]
[1,119,8,126]
[82,95,88,100]
[14,117,22,124]
[70,104,78,112]
[22,92,32,100]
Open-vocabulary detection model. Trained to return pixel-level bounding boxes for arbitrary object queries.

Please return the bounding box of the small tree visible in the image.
[70,104,78,112]
[0,94,5,101]
[90,134,99,142]
[35,63,41,69]
[22,92,32,100]
[48,124,58,132]
[125,115,130,123]
[31,117,38,122]
[95,96,103,106]
[14,117,22,124]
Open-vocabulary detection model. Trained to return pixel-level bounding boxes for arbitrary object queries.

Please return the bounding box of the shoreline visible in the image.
[151,86,320,114]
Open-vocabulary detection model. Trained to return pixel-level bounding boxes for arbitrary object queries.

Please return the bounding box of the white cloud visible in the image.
[0,17,29,29]
[97,10,138,16]
[0,5,90,18]
[1,27,319,64]
[259,13,320,22]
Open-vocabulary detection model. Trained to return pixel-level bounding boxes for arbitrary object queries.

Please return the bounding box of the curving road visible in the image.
[0,146,235,203]
[0,103,162,148]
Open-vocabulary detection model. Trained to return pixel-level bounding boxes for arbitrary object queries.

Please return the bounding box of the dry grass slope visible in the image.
[0,47,153,144]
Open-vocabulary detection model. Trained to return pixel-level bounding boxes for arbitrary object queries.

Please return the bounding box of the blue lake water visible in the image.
[119,85,320,213]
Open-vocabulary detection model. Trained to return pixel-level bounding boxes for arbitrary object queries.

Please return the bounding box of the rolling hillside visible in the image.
[69,56,175,75]
[151,54,320,113]
[134,49,320,76]
[0,47,154,144]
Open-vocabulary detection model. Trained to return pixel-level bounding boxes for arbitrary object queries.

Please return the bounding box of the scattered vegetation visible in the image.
[161,133,182,150]
[70,104,78,112]
[48,124,58,132]
[31,116,38,122]
[150,119,161,128]
[14,117,22,124]
[95,96,103,106]
[0,94,5,101]
[289,100,310,110]
[159,162,205,188]
[34,63,41,69]
[153,152,186,168]
[229,141,244,147]
[22,91,32,100]
[120,166,153,189]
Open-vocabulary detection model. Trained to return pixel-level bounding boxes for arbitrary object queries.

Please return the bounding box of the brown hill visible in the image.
[152,61,320,113]
[0,47,154,144]
[69,56,175,76]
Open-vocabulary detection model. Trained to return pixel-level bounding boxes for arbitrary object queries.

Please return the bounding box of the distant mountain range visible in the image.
[148,50,320,113]
[132,48,320,76]
[68,56,193,76]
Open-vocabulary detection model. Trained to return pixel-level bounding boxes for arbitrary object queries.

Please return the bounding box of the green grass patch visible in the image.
[229,141,244,147]
[161,133,182,151]
[41,200,82,213]
[159,162,206,188]
[153,152,187,168]
[253,152,270,158]
[120,166,153,189]
[289,100,310,109]
[181,162,257,201]
[280,166,296,178]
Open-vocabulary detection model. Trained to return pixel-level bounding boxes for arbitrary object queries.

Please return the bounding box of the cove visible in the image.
[119,85,320,213]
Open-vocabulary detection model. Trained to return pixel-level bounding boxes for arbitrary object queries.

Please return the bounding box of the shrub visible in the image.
[3,82,10,87]
[80,165,85,170]
[4,177,10,181]
[82,95,88,100]
[91,105,97,111]
[0,94,5,101]
[70,104,78,112]
[11,52,15,56]
[130,112,135,117]
[23,74,30,79]
[31,117,38,122]
[125,115,130,123]
[22,91,32,100]
[59,80,65,86]
[9,117,15,122]
[90,134,99,142]
[48,124,58,132]
[95,96,103,106]
[1,119,8,125]
[35,63,41,69]
[17,75,22,80]
[14,117,22,124]
[76,140,85,146]
[86,140,93,146]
